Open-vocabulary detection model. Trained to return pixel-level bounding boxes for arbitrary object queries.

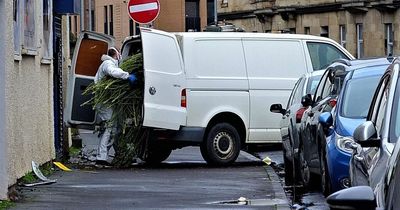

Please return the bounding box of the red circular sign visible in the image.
[127,0,160,24]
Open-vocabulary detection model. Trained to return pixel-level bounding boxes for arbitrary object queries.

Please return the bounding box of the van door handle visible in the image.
[173,84,181,88]
[149,86,156,95]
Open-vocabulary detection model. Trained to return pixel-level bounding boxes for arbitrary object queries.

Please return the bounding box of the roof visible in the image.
[174,31,337,42]
[328,57,392,73]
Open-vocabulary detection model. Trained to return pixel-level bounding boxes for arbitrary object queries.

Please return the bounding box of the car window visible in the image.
[341,76,381,118]
[370,75,390,137]
[307,42,348,70]
[314,70,330,102]
[390,75,400,142]
[287,78,302,109]
[306,74,322,96]
[292,77,306,105]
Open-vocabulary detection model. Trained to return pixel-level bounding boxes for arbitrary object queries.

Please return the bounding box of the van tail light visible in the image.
[296,107,307,123]
[181,89,187,108]
[329,98,337,108]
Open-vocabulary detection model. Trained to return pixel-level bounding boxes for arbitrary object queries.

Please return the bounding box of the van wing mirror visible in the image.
[301,94,312,107]
[327,186,376,210]
[270,104,285,115]
[353,121,380,147]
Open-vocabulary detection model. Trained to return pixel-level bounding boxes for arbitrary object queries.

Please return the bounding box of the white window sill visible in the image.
[14,54,22,61]
[21,48,38,56]
[41,58,52,65]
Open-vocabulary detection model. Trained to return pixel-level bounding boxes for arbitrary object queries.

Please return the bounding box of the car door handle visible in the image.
[354,155,364,161]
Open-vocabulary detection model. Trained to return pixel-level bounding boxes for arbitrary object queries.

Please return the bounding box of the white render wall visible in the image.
[0,0,10,200]
[4,0,55,193]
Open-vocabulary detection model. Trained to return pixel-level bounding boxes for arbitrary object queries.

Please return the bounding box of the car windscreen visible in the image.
[306,74,322,95]
[341,75,381,118]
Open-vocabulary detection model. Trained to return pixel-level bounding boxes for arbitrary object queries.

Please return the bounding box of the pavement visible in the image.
[10,130,290,210]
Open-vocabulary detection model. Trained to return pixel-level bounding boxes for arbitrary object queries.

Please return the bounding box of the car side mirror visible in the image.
[301,94,312,107]
[319,112,333,128]
[270,104,285,115]
[353,121,380,147]
[327,186,376,210]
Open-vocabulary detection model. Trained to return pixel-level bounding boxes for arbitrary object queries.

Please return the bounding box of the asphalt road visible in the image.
[12,147,289,210]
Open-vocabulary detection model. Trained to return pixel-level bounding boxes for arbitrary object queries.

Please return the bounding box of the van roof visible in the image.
[139,28,333,42]
[174,31,334,42]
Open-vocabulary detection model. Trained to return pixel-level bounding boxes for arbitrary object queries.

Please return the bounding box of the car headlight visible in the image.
[335,134,354,154]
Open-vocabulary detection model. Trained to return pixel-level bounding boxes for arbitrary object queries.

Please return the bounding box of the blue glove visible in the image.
[128,74,137,88]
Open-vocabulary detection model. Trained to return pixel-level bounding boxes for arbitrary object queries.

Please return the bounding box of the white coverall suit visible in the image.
[94,54,129,161]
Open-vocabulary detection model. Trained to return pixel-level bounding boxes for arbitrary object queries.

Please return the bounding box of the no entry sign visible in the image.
[127,0,160,24]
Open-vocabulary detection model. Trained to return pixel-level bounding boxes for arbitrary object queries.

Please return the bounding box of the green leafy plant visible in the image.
[0,200,14,209]
[83,53,147,168]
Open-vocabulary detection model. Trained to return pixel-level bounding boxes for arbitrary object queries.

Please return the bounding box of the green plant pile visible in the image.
[83,53,147,168]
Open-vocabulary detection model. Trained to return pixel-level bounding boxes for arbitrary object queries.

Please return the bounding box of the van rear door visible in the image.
[64,31,115,127]
[140,29,186,130]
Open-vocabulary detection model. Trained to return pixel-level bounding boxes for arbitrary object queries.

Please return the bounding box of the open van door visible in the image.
[64,31,115,128]
[140,28,186,130]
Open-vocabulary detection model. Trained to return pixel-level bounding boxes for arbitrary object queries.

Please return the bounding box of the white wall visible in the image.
[0,0,9,200]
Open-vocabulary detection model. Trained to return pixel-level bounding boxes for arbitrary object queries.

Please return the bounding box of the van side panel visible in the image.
[243,39,307,143]
[184,38,250,130]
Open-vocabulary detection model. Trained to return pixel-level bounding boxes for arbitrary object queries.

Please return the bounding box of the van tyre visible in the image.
[201,123,241,166]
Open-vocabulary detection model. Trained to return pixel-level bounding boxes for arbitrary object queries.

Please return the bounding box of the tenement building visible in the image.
[218,0,400,58]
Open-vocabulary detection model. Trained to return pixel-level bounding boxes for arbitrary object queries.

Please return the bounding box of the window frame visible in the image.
[42,0,53,60]
[356,23,364,59]
[23,0,37,54]
[13,0,22,56]
[339,25,346,48]
[385,23,394,56]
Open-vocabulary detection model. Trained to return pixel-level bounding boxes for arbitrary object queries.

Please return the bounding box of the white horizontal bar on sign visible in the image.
[129,2,158,13]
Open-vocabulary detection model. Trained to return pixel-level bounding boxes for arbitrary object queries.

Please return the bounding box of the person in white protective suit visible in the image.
[94,47,137,166]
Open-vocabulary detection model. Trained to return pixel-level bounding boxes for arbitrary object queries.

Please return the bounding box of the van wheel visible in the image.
[143,146,172,165]
[201,123,241,166]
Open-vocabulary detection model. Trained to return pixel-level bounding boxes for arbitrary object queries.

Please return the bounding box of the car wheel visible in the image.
[201,123,241,166]
[283,151,294,186]
[143,146,172,165]
[299,142,311,189]
[319,144,331,197]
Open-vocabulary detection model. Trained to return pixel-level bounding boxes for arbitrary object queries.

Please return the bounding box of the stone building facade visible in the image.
[0,0,56,199]
[218,0,400,58]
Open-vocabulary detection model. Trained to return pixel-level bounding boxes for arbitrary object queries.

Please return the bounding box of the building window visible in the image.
[289,28,296,34]
[304,27,310,35]
[357,23,364,58]
[385,23,394,56]
[104,6,108,34]
[24,0,36,51]
[42,0,52,59]
[13,0,21,55]
[129,19,134,36]
[320,26,329,38]
[109,5,113,36]
[339,25,346,48]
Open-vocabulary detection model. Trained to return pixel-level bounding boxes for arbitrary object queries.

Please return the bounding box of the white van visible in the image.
[65,28,354,165]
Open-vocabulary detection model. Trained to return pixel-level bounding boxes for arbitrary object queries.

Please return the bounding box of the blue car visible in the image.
[319,61,390,193]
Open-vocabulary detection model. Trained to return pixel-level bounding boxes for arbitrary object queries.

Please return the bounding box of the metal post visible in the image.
[80,0,84,31]
[88,0,92,30]
[214,0,217,24]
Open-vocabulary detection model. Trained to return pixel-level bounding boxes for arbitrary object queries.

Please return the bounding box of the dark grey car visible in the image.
[270,71,323,186]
